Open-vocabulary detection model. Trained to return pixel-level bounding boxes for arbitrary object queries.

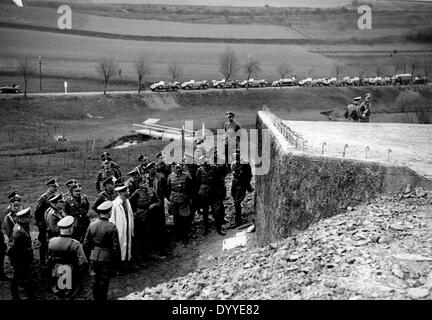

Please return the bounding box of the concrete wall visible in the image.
[255,111,432,246]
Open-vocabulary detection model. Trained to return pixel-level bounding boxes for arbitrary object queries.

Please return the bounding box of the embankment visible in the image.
[255,109,432,246]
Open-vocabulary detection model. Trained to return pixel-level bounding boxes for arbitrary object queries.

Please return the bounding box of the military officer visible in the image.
[83,201,120,300]
[45,193,67,241]
[358,93,372,123]
[0,216,7,281]
[224,111,241,169]
[167,163,193,244]
[146,162,168,228]
[155,151,171,179]
[8,207,35,300]
[125,169,140,195]
[3,191,24,240]
[95,158,121,194]
[92,176,117,214]
[196,156,225,236]
[212,149,229,225]
[129,176,161,259]
[135,154,149,177]
[48,216,89,299]
[65,184,90,242]
[100,152,122,175]
[230,150,253,228]
[65,179,79,194]
[344,96,362,121]
[35,178,59,266]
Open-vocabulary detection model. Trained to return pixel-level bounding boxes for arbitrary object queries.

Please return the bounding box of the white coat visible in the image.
[110,196,134,261]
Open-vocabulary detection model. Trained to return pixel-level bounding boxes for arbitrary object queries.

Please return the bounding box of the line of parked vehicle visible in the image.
[149,73,428,92]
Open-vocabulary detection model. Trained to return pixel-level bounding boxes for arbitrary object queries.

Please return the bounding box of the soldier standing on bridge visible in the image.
[224,111,241,170]
[35,178,59,267]
[344,96,362,121]
[357,93,372,123]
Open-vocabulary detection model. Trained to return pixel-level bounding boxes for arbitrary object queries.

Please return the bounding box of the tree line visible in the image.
[14,47,432,96]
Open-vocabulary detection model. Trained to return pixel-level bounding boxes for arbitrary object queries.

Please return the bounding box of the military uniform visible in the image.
[92,190,117,214]
[134,164,147,177]
[83,205,121,300]
[231,159,253,227]
[48,219,89,299]
[344,97,362,121]
[8,218,35,299]
[65,193,90,242]
[45,207,66,241]
[3,206,20,240]
[0,214,7,280]
[129,186,160,257]
[358,99,371,123]
[196,162,225,235]
[95,168,121,194]
[156,161,171,180]
[167,170,193,242]
[35,192,55,265]
[224,112,241,169]
[125,177,139,196]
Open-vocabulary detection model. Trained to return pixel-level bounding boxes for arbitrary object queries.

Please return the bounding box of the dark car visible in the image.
[150,81,180,92]
[0,85,22,94]
[413,76,428,85]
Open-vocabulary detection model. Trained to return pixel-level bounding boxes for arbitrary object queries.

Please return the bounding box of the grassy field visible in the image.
[0,27,338,82]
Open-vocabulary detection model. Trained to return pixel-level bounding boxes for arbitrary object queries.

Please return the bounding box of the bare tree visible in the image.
[277,63,292,79]
[95,56,118,94]
[244,60,261,90]
[391,54,404,74]
[135,55,150,93]
[168,61,183,82]
[17,57,36,97]
[307,67,315,78]
[357,64,369,79]
[422,58,431,78]
[410,57,421,80]
[335,63,343,79]
[219,47,240,90]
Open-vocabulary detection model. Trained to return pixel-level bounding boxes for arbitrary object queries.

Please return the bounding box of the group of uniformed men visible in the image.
[0,111,253,300]
[344,93,372,122]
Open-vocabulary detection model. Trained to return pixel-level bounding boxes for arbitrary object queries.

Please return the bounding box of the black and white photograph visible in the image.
[0,0,432,308]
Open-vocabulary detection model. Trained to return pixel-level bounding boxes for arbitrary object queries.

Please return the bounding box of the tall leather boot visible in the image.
[202,209,209,236]
[0,253,10,281]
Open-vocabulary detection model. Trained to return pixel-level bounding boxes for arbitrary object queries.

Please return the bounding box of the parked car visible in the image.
[212,79,240,89]
[272,78,298,87]
[325,77,338,86]
[341,76,351,86]
[244,78,268,88]
[150,81,180,92]
[348,77,360,86]
[181,80,209,90]
[393,74,412,85]
[311,78,327,87]
[0,85,22,94]
[413,76,428,85]
[298,77,312,86]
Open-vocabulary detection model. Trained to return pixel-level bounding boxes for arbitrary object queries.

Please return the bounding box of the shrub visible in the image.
[395,90,423,112]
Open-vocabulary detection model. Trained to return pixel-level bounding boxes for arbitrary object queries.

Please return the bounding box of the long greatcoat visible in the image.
[110,196,134,261]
